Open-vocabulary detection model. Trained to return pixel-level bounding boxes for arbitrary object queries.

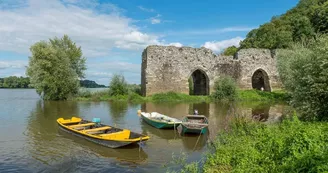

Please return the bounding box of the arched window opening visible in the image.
[189,69,209,95]
[252,69,271,92]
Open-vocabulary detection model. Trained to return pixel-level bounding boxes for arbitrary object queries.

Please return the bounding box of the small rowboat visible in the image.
[57,117,150,148]
[179,115,209,134]
[140,112,182,129]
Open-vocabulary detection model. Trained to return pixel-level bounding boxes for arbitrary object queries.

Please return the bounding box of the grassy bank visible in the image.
[75,89,288,103]
[174,115,328,173]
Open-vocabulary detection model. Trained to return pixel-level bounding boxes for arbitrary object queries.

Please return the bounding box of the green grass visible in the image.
[204,115,328,173]
[150,92,211,103]
[174,115,328,173]
[237,89,289,102]
[75,89,288,103]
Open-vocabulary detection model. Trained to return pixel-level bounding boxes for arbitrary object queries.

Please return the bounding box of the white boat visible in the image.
[140,112,182,129]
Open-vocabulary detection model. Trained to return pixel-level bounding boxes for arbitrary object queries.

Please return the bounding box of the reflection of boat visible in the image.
[57,117,150,148]
[140,112,182,129]
[58,130,148,164]
[181,133,209,151]
[179,115,209,134]
[141,122,179,141]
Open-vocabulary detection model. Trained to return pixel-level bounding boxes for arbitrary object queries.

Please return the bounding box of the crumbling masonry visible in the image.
[141,45,282,96]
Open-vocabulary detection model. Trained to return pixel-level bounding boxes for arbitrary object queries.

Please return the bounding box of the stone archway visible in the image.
[189,69,209,95]
[252,69,271,92]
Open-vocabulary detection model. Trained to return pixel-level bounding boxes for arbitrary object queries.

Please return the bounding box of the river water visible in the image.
[0,89,292,173]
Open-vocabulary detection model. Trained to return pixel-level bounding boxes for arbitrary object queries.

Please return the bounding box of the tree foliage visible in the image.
[203,116,328,172]
[222,46,238,56]
[240,0,327,49]
[26,35,86,100]
[80,80,106,88]
[0,76,31,88]
[212,76,237,101]
[108,74,129,96]
[277,35,328,121]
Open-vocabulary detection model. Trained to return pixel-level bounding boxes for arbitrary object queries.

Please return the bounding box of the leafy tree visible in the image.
[240,0,327,49]
[26,35,86,100]
[0,76,31,88]
[108,74,129,96]
[222,46,238,56]
[212,76,237,101]
[277,35,328,121]
[311,1,328,33]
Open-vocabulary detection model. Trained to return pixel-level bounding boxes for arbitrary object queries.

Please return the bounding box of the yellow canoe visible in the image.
[57,117,150,148]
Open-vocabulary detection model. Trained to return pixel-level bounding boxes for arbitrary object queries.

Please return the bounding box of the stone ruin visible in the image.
[141,45,282,96]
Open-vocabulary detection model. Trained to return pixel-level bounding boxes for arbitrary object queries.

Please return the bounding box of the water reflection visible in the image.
[188,102,210,116]
[58,130,148,164]
[251,103,270,122]
[141,123,178,141]
[26,101,80,166]
[1,88,293,172]
[108,101,128,123]
[181,134,209,151]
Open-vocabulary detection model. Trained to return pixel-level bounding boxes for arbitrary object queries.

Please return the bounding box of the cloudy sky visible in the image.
[0,0,298,85]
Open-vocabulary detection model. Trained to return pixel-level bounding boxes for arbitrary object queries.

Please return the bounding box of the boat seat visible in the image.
[84,126,111,133]
[58,117,82,125]
[99,129,131,140]
[69,123,95,128]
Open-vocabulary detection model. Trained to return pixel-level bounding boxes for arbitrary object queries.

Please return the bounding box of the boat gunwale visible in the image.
[57,118,150,142]
[140,112,182,125]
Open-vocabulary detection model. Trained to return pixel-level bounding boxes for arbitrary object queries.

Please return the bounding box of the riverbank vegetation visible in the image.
[175,115,328,173]
[0,76,31,88]
[76,74,287,103]
[277,35,328,121]
[0,76,106,89]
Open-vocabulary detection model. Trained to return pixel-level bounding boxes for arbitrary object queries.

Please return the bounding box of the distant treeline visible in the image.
[0,76,107,88]
[0,76,31,88]
[79,80,107,88]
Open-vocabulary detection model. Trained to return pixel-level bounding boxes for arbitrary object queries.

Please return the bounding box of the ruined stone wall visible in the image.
[141,45,282,96]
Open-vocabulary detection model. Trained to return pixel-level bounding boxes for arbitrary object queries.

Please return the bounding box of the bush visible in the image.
[277,35,328,121]
[77,88,92,97]
[211,77,237,101]
[203,115,328,172]
[108,74,129,96]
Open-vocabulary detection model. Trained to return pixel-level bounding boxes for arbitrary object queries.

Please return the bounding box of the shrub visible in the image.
[277,35,328,121]
[108,74,129,96]
[203,115,328,172]
[212,77,237,101]
[77,88,92,97]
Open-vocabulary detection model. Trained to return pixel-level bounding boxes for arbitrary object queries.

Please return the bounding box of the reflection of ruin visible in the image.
[189,102,210,117]
[251,104,270,122]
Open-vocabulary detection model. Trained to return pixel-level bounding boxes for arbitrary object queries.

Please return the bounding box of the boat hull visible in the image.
[141,114,180,129]
[180,124,208,134]
[58,125,138,148]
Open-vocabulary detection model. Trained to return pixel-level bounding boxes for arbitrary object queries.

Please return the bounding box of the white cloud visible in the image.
[151,18,161,24]
[150,14,161,24]
[137,6,155,12]
[0,0,163,57]
[168,42,183,47]
[86,61,141,84]
[0,61,27,69]
[202,37,243,53]
[166,27,255,36]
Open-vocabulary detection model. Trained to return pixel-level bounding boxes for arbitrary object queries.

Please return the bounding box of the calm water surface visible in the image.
[0,89,292,173]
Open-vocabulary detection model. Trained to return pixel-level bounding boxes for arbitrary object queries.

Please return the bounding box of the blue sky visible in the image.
[0,0,299,85]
